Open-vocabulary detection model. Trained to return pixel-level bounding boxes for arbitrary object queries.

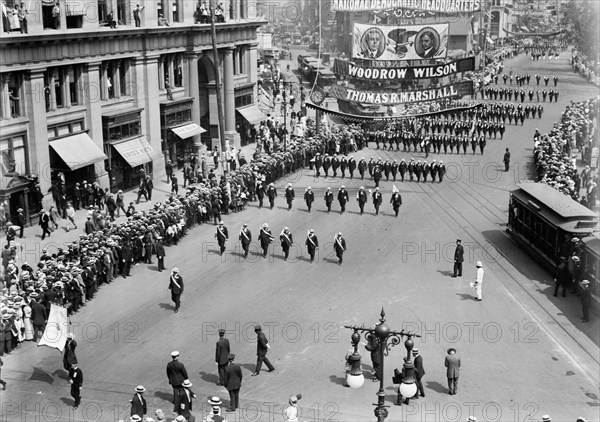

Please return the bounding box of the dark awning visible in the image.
[49,133,107,170]
[237,105,267,125]
[171,123,206,139]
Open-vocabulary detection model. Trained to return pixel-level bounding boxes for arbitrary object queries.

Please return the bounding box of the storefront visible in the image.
[236,104,267,146]
[0,175,33,226]
[102,108,152,191]
[48,132,108,195]
[160,98,206,168]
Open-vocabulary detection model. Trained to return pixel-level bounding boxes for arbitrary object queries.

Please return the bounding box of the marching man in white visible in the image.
[472,261,484,301]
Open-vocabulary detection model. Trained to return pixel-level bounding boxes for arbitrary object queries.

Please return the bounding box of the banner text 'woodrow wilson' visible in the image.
[329,81,473,105]
[333,57,475,81]
[332,0,481,13]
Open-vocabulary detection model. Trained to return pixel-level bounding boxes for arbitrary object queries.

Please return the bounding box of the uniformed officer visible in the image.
[390,190,402,217]
[372,187,383,215]
[258,223,274,258]
[267,183,277,209]
[338,186,349,214]
[279,227,293,261]
[215,221,229,256]
[357,186,368,215]
[238,223,252,259]
[285,183,295,210]
[305,229,319,263]
[304,187,315,212]
[324,187,334,213]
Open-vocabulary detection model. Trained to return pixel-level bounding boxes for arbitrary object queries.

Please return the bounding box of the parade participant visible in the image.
[215,329,230,386]
[445,347,460,395]
[69,363,83,408]
[437,161,446,182]
[580,280,591,323]
[338,186,349,214]
[408,159,415,182]
[314,153,322,177]
[215,221,229,256]
[305,229,318,263]
[154,235,166,271]
[238,223,252,259]
[168,268,184,313]
[279,227,293,261]
[130,385,147,419]
[167,351,189,412]
[503,147,511,172]
[358,157,367,180]
[332,155,340,177]
[390,188,402,218]
[357,187,368,215]
[412,348,425,398]
[177,379,196,421]
[348,156,356,178]
[334,232,346,265]
[224,354,242,412]
[324,187,334,213]
[267,183,277,210]
[372,187,383,216]
[322,154,331,177]
[472,261,484,301]
[285,394,302,422]
[285,183,295,210]
[63,333,78,370]
[452,239,463,277]
[258,223,274,258]
[304,187,314,212]
[252,325,275,375]
[256,182,265,208]
[373,164,382,187]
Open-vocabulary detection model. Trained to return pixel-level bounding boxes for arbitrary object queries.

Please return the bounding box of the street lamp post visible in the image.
[344,309,421,422]
[282,94,288,152]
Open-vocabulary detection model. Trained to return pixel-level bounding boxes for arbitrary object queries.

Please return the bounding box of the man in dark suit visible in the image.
[168,268,184,312]
[305,229,319,263]
[177,379,196,421]
[365,333,381,382]
[130,385,147,418]
[279,227,293,261]
[453,239,464,277]
[252,325,274,375]
[337,186,349,214]
[225,353,243,411]
[285,183,295,210]
[30,294,47,342]
[372,187,383,215]
[16,208,25,238]
[412,348,425,398]
[503,147,511,171]
[215,329,230,386]
[214,221,228,256]
[68,363,83,408]
[418,30,438,58]
[445,347,460,395]
[334,232,346,265]
[238,223,252,259]
[304,187,315,212]
[166,351,188,411]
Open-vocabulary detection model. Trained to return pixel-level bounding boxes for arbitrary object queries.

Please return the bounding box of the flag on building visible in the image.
[38,304,69,352]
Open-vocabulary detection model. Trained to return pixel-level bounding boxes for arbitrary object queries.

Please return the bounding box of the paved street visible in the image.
[2,49,599,422]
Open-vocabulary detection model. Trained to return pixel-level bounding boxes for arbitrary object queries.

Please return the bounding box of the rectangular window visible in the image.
[107,65,115,99]
[7,73,22,118]
[163,55,171,87]
[69,66,80,105]
[119,60,129,96]
[98,0,108,23]
[239,48,244,74]
[55,69,64,108]
[71,121,83,132]
[1,135,27,175]
[117,0,127,24]
[174,54,183,87]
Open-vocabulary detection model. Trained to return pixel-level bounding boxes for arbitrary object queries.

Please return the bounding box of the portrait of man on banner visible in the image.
[358,27,387,59]
[414,27,441,59]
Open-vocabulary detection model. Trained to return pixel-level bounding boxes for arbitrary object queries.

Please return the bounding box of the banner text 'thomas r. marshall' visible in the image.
[329,81,473,105]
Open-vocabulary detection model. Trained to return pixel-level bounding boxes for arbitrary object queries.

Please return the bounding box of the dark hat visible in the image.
[218,328,226,334]
[227,353,235,360]
[254,325,261,331]
[447,347,456,354]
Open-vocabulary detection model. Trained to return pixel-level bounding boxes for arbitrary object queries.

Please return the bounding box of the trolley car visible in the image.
[508,182,598,271]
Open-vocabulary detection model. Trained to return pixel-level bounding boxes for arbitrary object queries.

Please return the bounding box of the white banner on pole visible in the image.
[38,304,69,352]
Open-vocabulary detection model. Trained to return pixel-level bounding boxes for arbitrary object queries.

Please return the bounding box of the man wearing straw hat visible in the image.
[130,385,147,419]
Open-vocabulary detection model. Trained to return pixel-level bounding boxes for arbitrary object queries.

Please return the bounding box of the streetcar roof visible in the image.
[514,183,598,220]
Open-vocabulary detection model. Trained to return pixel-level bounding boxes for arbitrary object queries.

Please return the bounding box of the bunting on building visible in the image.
[332,0,481,13]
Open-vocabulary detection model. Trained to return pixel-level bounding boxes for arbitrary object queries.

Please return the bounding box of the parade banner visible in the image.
[352,23,449,61]
[328,80,473,105]
[333,57,475,81]
[332,0,481,13]
[38,304,69,352]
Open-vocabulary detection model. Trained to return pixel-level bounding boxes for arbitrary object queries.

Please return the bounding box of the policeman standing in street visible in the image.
[279,227,293,261]
[238,223,252,259]
[215,329,230,386]
[215,221,229,256]
[168,268,184,313]
[258,223,274,258]
[305,229,319,263]
[304,187,314,212]
[166,351,188,411]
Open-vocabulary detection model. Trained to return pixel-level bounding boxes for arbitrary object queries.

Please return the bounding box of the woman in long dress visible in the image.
[22,301,34,341]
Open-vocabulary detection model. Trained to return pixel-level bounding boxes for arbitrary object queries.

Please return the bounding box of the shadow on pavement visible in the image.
[153,390,173,402]
[158,303,176,312]
[437,270,454,277]
[29,367,55,384]
[329,374,346,386]
[240,363,255,373]
[425,380,449,394]
[198,371,219,385]
[59,397,73,407]
[456,293,477,301]
[51,368,69,380]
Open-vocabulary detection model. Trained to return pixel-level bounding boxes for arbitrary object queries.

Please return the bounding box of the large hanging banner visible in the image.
[333,57,475,81]
[352,23,449,61]
[332,0,481,13]
[328,80,473,105]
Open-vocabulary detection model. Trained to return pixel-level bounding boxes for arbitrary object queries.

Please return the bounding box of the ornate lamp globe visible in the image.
[347,372,365,389]
[399,380,417,398]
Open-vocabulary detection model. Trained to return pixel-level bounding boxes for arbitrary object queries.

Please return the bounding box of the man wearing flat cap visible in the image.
[130,385,147,419]
[225,353,242,411]
[252,325,274,376]
[215,329,230,386]
[445,347,460,395]
[452,239,464,278]
[166,351,188,412]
